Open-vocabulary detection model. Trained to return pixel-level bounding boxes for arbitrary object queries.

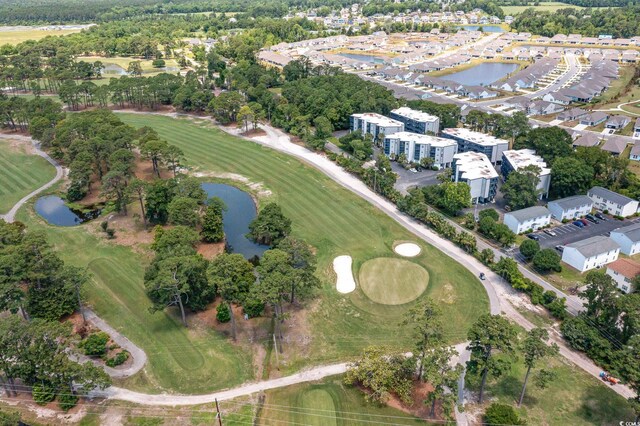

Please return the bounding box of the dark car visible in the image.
[585,214,599,224]
[527,234,540,240]
[479,273,486,280]
[595,212,607,220]
[573,220,585,228]
[555,245,564,252]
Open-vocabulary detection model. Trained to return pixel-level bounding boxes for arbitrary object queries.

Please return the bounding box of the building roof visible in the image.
[453,151,498,180]
[631,142,640,157]
[588,186,637,206]
[572,133,602,147]
[601,136,627,154]
[548,195,593,210]
[607,258,640,279]
[384,132,456,147]
[505,206,551,223]
[502,149,550,175]
[565,235,620,258]
[390,107,439,123]
[442,128,509,147]
[351,113,403,128]
[611,222,640,243]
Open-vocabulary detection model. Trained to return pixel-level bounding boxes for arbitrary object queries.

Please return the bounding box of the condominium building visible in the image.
[562,236,620,272]
[388,107,440,135]
[500,149,551,199]
[383,132,458,168]
[452,151,499,204]
[441,128,509,164]
[349,113,404,139]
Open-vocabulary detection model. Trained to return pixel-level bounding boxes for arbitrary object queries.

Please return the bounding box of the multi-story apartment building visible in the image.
[500,149,551,199]
[349,113,404,139]
[452,151,498,204]
[388,107,440,135]
[383,132,458,168]
[441,128,509,164]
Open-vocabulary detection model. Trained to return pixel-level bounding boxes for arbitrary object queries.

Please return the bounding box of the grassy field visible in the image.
[115,114,489,372]
[256,378,427,425]
[501,2,586,14]
[0,138,56,214]
[359,257,429,305]
[0,28,82,45]
[467,353,635,425]
[75,56,181,75]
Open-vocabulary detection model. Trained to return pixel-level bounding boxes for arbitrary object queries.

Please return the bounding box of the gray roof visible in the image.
[611,222,640,243]
[548,195,593,210]
[566,235,620,257]
[588,186,636,206]
[505,206,551,222]
[601,136,627,154]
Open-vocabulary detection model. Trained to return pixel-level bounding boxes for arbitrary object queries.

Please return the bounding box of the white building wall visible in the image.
[590,195,639,217]
[503,214,551,234]
[609,233,640,255]
[547,202,592,221]
[562,247,620,272]
[606,268,635,293]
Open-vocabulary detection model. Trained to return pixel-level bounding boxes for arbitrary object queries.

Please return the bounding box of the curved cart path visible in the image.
[0,135,65,223]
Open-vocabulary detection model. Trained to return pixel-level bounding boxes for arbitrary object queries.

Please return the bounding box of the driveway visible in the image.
[533,216,640,249]
[392,162,440,194]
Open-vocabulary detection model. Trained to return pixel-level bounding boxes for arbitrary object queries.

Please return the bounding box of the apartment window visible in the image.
[622,285,629,292]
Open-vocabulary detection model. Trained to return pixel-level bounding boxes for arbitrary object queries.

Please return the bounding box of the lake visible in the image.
[35,195,101,226]
[459,25,505,33]
[338,53,386,64]
[201,183,269,259]
[443,62,518,86]
[102,64,127,75]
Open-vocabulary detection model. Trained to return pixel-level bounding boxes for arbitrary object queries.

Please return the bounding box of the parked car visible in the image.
[586,214,599,224]
[573,220,585,228]
[543,229,557,236]
[580,218,589,226]
[527,234,540,240]
[555,245,564,252]
[595,212,607,220]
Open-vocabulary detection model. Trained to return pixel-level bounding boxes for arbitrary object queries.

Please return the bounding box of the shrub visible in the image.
[533,249,561,273]
[32,383,56,405]
[478,208,499,222]
[80,332,110,356]
[106,350,130,367]
[216,302,231,323]
[67,181,87,202]
[243,297,264,318]
[58,392,78,412]
[106,228,116,239]
[100,221,109,232]
[483,403,525,425]
[542,290,557,305]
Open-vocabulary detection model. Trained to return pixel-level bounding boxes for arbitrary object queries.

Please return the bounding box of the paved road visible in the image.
[0,135,65,223]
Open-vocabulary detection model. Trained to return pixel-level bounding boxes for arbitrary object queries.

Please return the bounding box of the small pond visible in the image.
[459,25,505,33]
[35,196,101,227]
[338,53,386,64]
[443,62,518,86]
[201,183,269,259]
[102,64,127,75]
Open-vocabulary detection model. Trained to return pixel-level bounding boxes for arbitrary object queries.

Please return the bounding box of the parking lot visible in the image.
[390,161,441,194]
[533,215,640,249]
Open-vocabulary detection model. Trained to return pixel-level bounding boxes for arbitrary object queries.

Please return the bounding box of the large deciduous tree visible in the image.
[502,165,541,210]
[248,203,291,246]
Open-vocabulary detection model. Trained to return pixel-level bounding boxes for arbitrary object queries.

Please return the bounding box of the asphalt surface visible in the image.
[534,215,640,249]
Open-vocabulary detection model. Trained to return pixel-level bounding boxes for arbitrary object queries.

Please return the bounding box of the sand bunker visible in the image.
[333,255,356,294]
[394,242,421,257]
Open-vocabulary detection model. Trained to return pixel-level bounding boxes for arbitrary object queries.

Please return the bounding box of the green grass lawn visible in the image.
[76,56,181,75]
[359,257,429,305]
[116,114,489,371]
[0,28,82,45]
[0,138,56,214]
[16,113,488,394]
[467,354,635,425]
[501,2,588,14]
[256,378,428,425]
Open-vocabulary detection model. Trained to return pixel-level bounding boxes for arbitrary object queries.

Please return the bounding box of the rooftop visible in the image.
[607,258,640,279]
[548,195,593,210]
[385,132,457,147]
[565,235,620,258]
[442,128,509,147]
[351,113,404,128]
[391,107,439,123]
[611,222,640,242]
[453,151,499,180]
[502,149,550,175]
[505,206,551,223]
[588,186,637,206]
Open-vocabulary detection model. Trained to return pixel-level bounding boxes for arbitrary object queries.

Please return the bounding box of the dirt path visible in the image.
[0,134,65,223]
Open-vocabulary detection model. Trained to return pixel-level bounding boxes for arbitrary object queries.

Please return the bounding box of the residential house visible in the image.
[601,136,627,156]
[383,132,458,168]
[630,143,640,161]
[501,149,551,199]
[580,111,609,127]
[606,115,631,130]
[557,108,588,122]
[606,258,640,293]
[503,206,552,234]
[588,186,639,217]
[542,92,572,106]
[547,195,593,221]
[572,133,602,148]
[451,152,499,204]
[349,113,404,139]
[561,236,620,272]
[610,222,640,255]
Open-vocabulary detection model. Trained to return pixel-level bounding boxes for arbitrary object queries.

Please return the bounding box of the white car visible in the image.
[543,229,557,237]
